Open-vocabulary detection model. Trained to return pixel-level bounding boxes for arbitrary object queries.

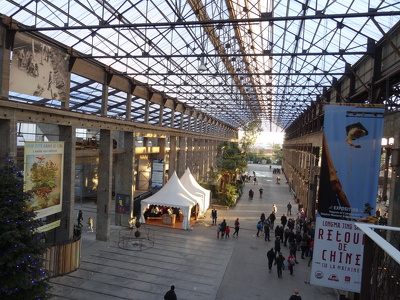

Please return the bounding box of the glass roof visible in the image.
[2,0,400,130]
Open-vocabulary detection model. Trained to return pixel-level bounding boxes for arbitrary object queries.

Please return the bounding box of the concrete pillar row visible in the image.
[168,135,177,178]
[114,131,135,227]
[0,118,17,161]
[177,136,187,178]
[187,137,194,174]
[58,125,76,242]
[96,129,113,241]
[198,139,205,181]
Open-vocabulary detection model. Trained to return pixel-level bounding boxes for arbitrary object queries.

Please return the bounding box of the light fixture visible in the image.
[198,56,207,72]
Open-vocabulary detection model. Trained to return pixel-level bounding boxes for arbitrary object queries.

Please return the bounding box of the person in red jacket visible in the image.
[287,253,298,275]
[225,226,230,238]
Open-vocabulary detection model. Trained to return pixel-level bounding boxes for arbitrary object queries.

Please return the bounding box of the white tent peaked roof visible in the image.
[180,168,211,214]
[140,171,202,230]
[142,171,199,208]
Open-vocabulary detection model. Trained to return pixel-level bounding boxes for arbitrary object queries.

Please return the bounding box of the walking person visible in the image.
[272,203,277,214]
[233,218,240,237]
[211,207,218,225]
[88,217,94,232]
[164,285,177,300]
[259,187,264,198]
[256,220,263,237]
[260,212,266,225]
[308,238,314,266]
[217,223,221,239]
[263,221,270,241]
[77,210,83,227]
[275,252,285,278]
[220,219,227,238]
[281,213,287,228]
[253,177,258,185]
[225,226,230,238]
[269,212,276,229]
[267,248,275,273]
[289,289,302,300]
[287,202,292,216]
[249,189,254,200]
[287,253,298,275]
[274,236,281,255]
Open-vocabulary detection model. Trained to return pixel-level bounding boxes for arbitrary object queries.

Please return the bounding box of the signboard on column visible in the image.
[24,142,64,219]
[310,104,384,293]
[151,159,164,189]
[310,218,365,292]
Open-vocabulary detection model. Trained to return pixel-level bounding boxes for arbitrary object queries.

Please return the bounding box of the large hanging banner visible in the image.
[317,104,385,220]
[310,217,365,292]
[312,104,384,293]
[10,32,70,102]
[24,142,64,219]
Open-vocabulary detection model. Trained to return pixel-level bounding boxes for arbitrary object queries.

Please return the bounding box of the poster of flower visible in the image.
[24,142,64,219]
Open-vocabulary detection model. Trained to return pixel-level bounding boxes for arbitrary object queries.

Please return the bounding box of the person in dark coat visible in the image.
[289,289,302,300]
[284,228,290,247]
[269,212,276,229]
[211,207,218,225]
[274,236,281,255]
[275,252,285,278]
[220,219,227,238]
[264,221,270,241]
[77,210,83,227]
[164,285,177,300]
[267,248,275,273]
[260,213,266,224]
[233,218,240,237]
[281,214,287,228]
[249,189,254,200]
[279,226,284,243]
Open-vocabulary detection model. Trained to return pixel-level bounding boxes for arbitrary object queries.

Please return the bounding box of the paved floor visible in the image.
[49,164,338,300]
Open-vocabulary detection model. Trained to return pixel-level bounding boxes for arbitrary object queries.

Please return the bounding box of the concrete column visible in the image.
[144,99,150,123]
[187,138,194,173]
[0,118,17,161]
[96,129,113,241]
[170,109,175,128]
[125,93,132,120]
[114,131,135,226]
[198,139,205,181]
[168,135,177,178]
[157,137,166,185]
[100,80,109,117]
[177,136,187,177]
[57,125,76,241]
[0,26,11,98]
[194,139,200,178]
[158,105,164,126]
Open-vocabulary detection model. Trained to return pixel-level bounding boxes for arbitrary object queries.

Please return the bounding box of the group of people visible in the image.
[76,210,94,232]
[248,187,264,199]
[254,206,316,278]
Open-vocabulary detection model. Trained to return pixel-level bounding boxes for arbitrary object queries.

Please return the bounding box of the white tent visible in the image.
[140,172,202,230]
[180,168,211,215]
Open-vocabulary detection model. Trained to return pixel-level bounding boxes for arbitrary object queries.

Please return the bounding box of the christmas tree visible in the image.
[0,158,51,299]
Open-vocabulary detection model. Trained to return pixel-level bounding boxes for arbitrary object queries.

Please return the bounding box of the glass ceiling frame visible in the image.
[2,0,400,130]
